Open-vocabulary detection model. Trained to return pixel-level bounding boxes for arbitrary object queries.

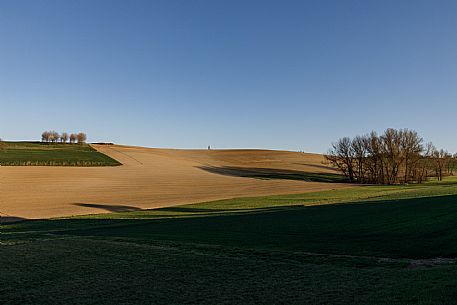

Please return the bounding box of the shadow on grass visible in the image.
[197,165,347,183]
[6,193,457,259]
[0,216,26,224]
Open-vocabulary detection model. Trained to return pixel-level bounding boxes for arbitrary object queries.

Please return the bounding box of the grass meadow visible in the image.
[2,178,457,304]
[0,142,121,166]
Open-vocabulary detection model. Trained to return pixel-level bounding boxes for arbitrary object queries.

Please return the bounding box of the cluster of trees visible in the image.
[41,131,87,144]
[326,128,457,184]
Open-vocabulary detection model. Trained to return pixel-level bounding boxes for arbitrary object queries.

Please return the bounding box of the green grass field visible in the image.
[0,141,121,166]
[2,179,457,304]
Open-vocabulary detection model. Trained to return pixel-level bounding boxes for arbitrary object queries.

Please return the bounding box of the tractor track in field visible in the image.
[95,144,143,165]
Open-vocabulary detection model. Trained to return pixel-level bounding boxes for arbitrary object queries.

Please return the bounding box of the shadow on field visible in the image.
[5,194,457,305]
[73,203,142,213]
[0,216,26,224]
[293,163,337,172]
[197,165,346,183]
[6,193,457,259]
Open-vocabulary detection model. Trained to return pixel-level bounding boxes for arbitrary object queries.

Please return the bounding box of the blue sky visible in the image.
[1,0,456,153]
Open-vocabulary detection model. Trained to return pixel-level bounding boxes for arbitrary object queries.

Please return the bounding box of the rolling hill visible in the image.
[0,144,347,220]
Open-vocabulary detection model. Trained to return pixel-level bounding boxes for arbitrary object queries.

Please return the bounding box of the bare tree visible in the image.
[414,142,435,184]
[352,135,369,183]
[364,131,385,183]
[69,133,77,144]
[444,153,456,176]
[326,137,356,182]
[451,154,457,176]
[432,149,448,181]
[76,132,87,144]
[60,132,69,143]
[378,129,403,184]
[41,131,51,142]
[400,129,423,183]
[48,131,60,143]
[326,128,453,185]
[42,130,88,144]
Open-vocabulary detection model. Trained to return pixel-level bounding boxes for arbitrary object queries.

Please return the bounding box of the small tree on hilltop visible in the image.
[41,131,50,142]
[60,132,69,143]
[69,133,77,144]
[77,132,87,144]
[49,131,59,143]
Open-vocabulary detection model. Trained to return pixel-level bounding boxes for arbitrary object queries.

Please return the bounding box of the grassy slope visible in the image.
[0,141,121,166]
[2,179,457,304]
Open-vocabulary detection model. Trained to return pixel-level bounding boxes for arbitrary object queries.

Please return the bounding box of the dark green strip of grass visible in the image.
[0,141,121,166]
[5,178,457,259]
[3,179,457,304]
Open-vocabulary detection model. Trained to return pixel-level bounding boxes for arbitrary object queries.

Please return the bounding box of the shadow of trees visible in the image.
[73,203,142,213]
[4,193,455,259]
[197,165,346,183]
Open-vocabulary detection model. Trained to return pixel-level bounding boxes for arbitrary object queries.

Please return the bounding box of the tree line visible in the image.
[41,131,87,144]
[325,128,457,184]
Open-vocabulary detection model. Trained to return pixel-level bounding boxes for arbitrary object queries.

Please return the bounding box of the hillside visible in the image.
[0,144,346,220]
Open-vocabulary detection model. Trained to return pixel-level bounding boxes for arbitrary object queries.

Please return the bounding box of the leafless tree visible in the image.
[451,154,457,176]
[364,131,385,183]
[414,142,434,184]
[48,131,59,143]
[60,132,69,143]
[326,128,453,185]
[69,133,77,144]
[42,131,51,142]
[400,129,423,183]
[326,137,356,182]
[77,132,87,144]
[352,135,369,183]
[380,128,404,184]
[432,149,448,181]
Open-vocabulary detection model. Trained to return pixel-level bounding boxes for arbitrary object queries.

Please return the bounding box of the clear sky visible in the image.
[1,0,456,153]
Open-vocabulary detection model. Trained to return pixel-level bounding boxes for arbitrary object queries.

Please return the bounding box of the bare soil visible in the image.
[0,145,348,219]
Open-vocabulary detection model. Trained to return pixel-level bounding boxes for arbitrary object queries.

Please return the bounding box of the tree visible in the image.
[60,132,69,143]
[41,131,50,142]
[451,154,457,176]
[445,153,456,176]
[69,133,77,144]
[432,149,448,181]
[365,131,385,184]
[414,142,434,184]
[48,131,59,143]
[351,135,369,183]
[381,128,404,184]
[400,129,423,183]
[326,128,453,185]
[326,137,356,182]
[76,132,87,144]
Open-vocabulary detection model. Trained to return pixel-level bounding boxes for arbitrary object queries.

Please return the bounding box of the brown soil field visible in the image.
[0,145,348,220]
